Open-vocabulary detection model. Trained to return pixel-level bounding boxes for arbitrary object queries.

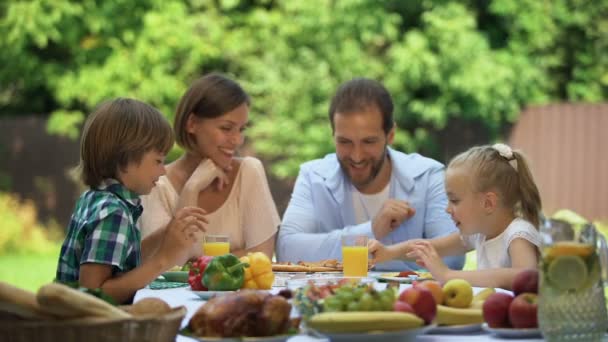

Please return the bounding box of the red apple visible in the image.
[398,287,437,324]
[414,280,444,305]
[512,269,539,295]
[509,293,538,328]
[393,300,415,314]
[483,292,514,328]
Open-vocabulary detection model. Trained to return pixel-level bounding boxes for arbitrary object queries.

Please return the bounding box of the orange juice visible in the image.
[203,242,230,256]
[342,246,369,277]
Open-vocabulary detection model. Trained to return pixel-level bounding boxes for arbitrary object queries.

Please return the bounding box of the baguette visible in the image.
[0,281,55,319]
[37,283,131,319]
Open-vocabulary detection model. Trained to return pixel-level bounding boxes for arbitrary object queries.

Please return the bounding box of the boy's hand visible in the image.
[406,240,449,282]
[371,199,415,239]
[368,239,397,263]
[187,159,230,192]
[161,206,207,265]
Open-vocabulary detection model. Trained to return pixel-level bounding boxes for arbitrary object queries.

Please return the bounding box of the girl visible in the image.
[369,143,542,289]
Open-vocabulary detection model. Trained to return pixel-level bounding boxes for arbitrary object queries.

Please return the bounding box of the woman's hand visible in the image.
[186,159,231,192]
[406,240,450,282]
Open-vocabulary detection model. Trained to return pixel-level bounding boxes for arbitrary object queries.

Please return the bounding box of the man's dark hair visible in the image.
[328,78,394,134]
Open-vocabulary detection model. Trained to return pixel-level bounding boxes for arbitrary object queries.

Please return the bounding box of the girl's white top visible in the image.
[461,218,541,269]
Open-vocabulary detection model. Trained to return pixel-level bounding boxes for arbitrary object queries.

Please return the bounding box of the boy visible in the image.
[56,98,207,303]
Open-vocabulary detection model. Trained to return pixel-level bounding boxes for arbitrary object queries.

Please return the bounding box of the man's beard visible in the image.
[339,146,388,189]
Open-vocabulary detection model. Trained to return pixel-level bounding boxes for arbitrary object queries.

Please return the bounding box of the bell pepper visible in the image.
[240,252,275,290]
[202,254,249,291]
[188,256,214,291]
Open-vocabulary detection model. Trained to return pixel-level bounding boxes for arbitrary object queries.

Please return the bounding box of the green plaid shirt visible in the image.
[56,179,143,283]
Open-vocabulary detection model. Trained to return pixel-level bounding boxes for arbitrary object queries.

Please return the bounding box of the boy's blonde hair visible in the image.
[448,144,542,228]
[78,98,174,188]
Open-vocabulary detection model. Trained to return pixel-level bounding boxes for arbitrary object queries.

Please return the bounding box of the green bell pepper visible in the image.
[202,253,250,291]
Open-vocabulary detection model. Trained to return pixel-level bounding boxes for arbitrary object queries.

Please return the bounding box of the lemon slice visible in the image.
[547,255,588,291]
[545,242,594,259]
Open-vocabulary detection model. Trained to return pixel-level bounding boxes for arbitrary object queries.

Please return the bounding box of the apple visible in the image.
[482,292,514,328]
[442,279,473,308]
[508,293,538,328]
[393,300,415,314]
[414,280,444,305]
[398,287,437,324]
[512,269,539,295]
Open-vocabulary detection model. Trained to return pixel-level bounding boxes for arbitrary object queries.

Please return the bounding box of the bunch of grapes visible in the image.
[322,284,396,312]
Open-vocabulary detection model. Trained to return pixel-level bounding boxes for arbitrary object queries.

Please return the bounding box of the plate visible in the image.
[311,324,435,342]
[191,335,289,342]
[162,271,189,283]
[481,323,542,338]
[373,271,433,283]
[427,323,482,334]
[192,290,235,300]
[286,276,376,290]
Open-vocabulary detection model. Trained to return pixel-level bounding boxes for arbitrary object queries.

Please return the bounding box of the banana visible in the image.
[469,288,495,309]
[435,304,484,326]
[308,311,424,333]
[473,288,496,302]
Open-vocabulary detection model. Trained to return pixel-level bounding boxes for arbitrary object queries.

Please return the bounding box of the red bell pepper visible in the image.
[188,256,214,291]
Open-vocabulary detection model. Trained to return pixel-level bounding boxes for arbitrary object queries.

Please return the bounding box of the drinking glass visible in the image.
[203,234,230,256]
[341,235,369,277]
[538,218,608,341]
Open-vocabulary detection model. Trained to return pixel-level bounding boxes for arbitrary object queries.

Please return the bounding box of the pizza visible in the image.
[272,259,343,273]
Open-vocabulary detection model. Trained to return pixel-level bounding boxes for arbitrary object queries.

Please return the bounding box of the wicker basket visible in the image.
[0,306,186,342]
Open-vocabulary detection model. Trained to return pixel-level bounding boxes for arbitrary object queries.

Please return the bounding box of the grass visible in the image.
[0,250,60,292]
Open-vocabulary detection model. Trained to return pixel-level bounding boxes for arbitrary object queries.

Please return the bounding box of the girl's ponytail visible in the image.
[512,151,542,228]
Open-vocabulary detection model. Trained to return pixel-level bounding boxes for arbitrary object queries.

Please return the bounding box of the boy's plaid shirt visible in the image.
[56,179,143,283]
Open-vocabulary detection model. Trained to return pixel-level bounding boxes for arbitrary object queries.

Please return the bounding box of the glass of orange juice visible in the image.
[203,234,230,256]
[341,234,369,277]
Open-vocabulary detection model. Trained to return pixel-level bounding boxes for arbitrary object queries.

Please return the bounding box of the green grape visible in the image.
[352,287,365,300]
[336,290,354,304]
[370,298,384,311]
[359,293,374,311]
[379,294,395,311]
[323,296,342,312]
[346,301,361,311]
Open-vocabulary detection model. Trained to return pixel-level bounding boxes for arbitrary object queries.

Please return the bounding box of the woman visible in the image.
[140,73,279,259]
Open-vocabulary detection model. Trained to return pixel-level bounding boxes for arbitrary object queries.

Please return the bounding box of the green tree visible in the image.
[1,0,606,179]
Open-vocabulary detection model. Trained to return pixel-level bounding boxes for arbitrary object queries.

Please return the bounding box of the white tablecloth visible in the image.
[134,279,606,342]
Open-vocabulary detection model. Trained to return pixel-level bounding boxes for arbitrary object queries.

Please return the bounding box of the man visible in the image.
[277,78,465,271]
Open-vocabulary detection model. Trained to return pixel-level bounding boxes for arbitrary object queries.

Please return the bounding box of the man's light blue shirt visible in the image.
[277,147,465,271]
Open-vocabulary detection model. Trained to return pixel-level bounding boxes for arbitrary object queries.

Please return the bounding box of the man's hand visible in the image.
[371,199,415,239]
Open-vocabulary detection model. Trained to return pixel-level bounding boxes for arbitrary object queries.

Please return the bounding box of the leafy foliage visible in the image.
[0,192,61,255]
[1,0,606,178]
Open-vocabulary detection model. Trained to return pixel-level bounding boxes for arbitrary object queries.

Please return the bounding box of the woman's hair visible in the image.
[174,73,250,152]
[448,144,542,228]
[78,98,174,188]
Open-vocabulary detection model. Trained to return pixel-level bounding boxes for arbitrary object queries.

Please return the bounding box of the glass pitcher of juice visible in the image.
[538,218,608,341]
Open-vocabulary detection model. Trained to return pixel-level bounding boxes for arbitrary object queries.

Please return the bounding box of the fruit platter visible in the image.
[292,279,436,341]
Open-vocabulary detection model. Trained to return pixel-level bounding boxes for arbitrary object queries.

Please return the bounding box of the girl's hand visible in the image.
[160,206,207,265]
[368,239,398,263]
[186,159,230,192]
[407,240,450,282]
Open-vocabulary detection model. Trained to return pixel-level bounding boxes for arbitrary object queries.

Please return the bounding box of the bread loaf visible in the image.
[36,283,131,319]
[0,282,55,319]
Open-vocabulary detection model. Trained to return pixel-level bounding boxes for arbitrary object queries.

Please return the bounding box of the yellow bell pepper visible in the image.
[239,252,275,289]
